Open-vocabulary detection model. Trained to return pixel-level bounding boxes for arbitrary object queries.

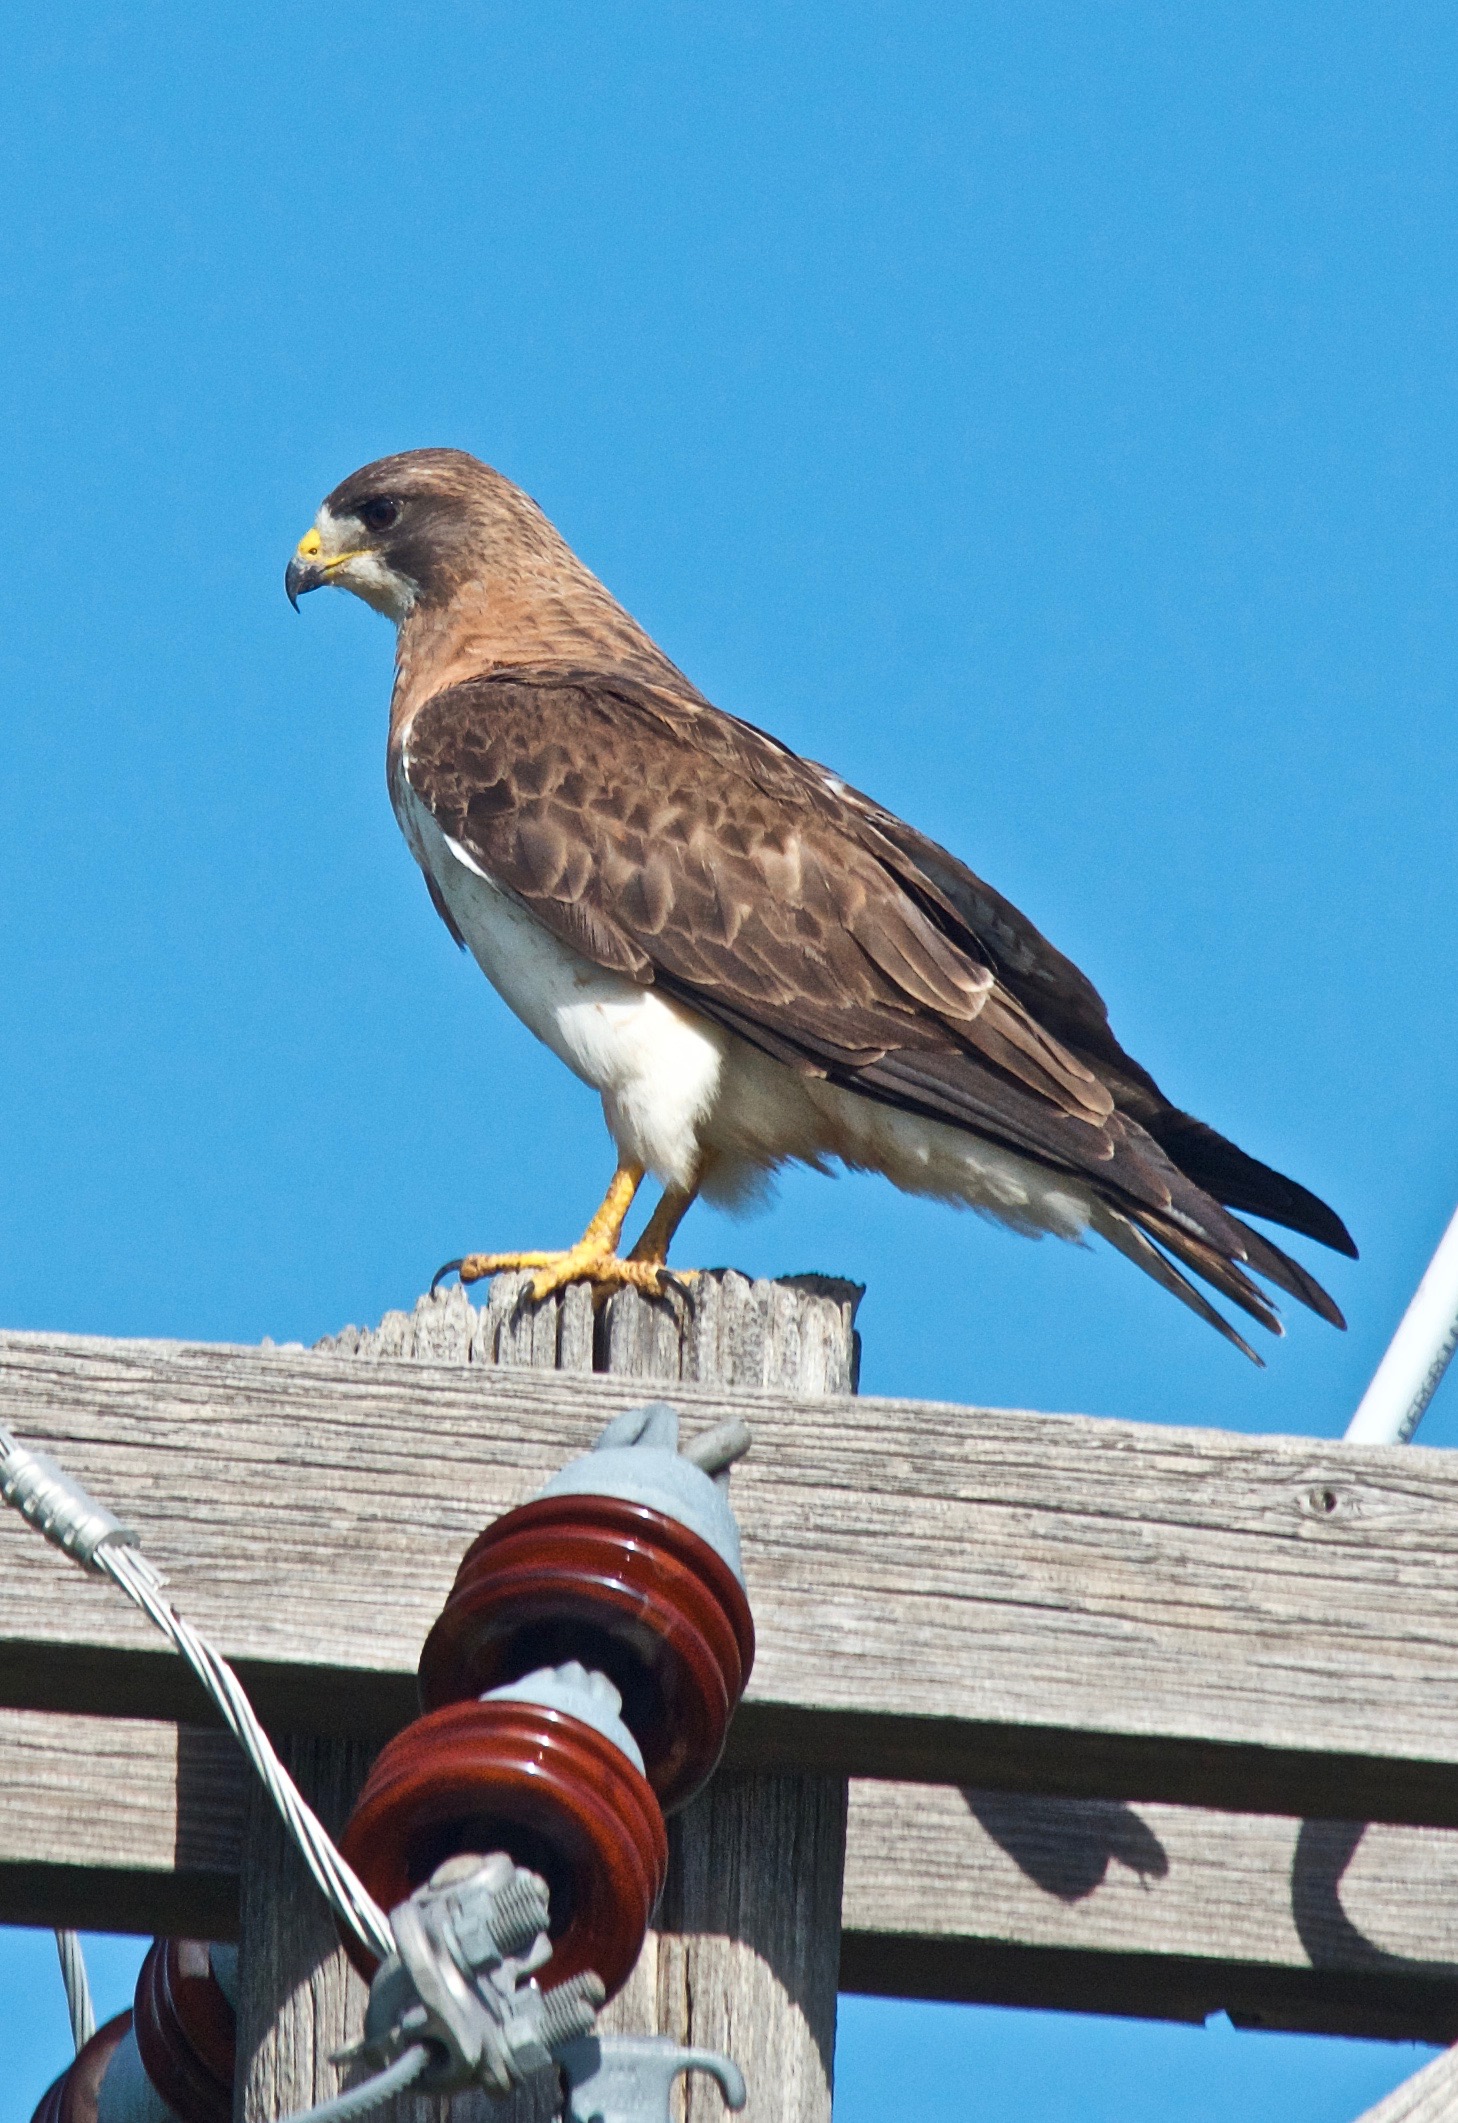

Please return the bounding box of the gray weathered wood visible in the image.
[571,1274,857,2123]
[236,1736,375,2122]
[238,1273,858,2123]
[314,1270,860,1396]
[1357,2047,1458,2122]
[627,1773,848,2122]
[840,1782,1458,2043]
[9,1709,1458,2044]
[0,1710,239,1939]
[5,1322,1458,1829]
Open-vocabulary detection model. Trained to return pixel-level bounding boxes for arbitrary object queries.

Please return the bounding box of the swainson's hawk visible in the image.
[286,449,1354,1358]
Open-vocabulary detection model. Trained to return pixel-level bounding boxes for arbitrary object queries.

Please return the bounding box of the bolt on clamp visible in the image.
[342,1848,745,2120]
[338,1852,604,2099]
[335,1405,754,2117]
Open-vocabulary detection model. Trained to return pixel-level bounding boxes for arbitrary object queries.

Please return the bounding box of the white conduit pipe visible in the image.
[1346,1201,1458,1446]
[1340,1215,1458,2123]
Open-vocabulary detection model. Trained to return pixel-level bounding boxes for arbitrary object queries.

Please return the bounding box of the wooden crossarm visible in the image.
[1,1710,1456,2044]
[2,1330,1458,1828]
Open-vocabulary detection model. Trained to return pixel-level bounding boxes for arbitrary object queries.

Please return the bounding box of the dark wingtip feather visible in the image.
[1302,1201,1359,1260]
[1153,1115,1357,1259]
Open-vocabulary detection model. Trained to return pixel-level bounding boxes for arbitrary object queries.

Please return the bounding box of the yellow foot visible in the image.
[440,1246,695,1304]
[432,1162,702,1305]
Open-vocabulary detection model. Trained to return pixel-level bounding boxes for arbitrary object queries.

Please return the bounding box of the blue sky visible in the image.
[2,4,1455,2115]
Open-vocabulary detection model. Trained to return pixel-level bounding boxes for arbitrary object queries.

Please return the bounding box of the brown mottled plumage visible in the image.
[287,448,1355,1356]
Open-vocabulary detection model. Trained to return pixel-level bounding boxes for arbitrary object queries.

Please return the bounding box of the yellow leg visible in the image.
[627,1182,699,1271]
[448,1163,681,1302]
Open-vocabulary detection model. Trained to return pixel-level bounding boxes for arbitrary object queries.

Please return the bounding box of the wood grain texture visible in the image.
[5,1711,1457,2044]
[841,1782,1458,2043]
[0,1709,241,1940]
[236,1735,374,2123]
[628,1773,848,2123]
[572,1273,856,2123]
[1355,2047,1458,2123]
[238,1273,857,2122]
[313,1270,861,1395]
[3,1307,1458,1828]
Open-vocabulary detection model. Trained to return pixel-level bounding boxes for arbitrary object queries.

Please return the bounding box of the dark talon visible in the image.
[510,1280,539,1320]
[430,1258,465,1296]
[660,1270,697,1310]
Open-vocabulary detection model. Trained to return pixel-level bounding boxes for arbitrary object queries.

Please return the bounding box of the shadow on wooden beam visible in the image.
[839,1934,1458,2046]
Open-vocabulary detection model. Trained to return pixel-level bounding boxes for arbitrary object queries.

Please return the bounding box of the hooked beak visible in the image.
[285,527,327,610]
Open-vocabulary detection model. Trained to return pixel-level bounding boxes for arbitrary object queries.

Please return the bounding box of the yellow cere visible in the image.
[295,527,322,558]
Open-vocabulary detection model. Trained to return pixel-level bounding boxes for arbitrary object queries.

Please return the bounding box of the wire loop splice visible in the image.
[0,1429,140,1569]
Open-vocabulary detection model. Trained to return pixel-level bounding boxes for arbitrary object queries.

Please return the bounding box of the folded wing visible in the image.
[401,665,1351,1351]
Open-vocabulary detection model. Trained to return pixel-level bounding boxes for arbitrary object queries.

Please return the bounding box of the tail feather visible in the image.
[1135,1210,1286,1338]
[1091,1203,1263,1364]
[1224,1213,1348,1330]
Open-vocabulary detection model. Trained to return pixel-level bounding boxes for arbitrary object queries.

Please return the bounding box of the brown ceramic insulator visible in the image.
[29,2075,64,2123]
[31,2011,132,2123]
[417,1494,755,1812]
[132,1937,235,2123]
[339,1696,667,2000]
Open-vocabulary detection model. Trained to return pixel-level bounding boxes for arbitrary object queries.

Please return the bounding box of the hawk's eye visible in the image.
[359,497,401,534]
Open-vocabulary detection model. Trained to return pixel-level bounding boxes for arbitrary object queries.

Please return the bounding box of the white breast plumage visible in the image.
[392,769,726,1190]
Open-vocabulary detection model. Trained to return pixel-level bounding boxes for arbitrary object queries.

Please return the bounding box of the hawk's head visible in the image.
[285,448,547,623]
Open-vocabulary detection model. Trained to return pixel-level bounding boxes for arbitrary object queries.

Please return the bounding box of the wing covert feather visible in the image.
[401,671,1116,1128]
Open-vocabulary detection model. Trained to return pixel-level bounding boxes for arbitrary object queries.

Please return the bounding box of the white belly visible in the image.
[697,1029,1093,1239]
[396,781,725,1188]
